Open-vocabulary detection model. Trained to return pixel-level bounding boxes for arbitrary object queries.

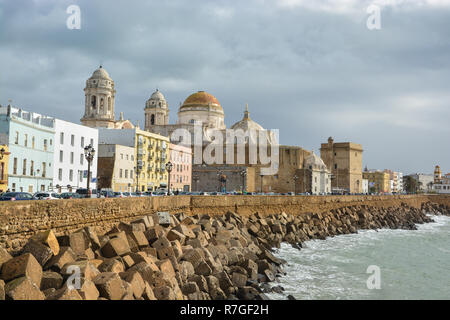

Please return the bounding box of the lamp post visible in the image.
[35,169,40,192]
[240,169,247,194]
[193,175,199,192]
[217,171,227,193]
[260,173,264,193]
[165,161,173,195]
[0,147,5,160]
[84,144,95,196]
[293,174,298,195]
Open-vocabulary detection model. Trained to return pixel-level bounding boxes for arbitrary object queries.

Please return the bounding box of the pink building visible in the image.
[169,143,192,192]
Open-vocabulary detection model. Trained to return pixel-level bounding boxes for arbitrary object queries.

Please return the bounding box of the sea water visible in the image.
[266,215,450,300]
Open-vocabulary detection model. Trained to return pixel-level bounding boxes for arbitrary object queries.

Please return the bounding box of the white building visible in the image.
[433,165,450,194]
[53,119,98,192]
[362,179,369,194]
[303,152,331,195]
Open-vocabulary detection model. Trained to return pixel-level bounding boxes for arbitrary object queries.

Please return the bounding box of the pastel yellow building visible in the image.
[98,127,169,192]
[363,170,391,193]
[0,145,10,193]
[135,128,169,192]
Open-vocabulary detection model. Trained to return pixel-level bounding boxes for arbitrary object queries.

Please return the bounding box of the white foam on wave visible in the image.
[266,215,450,300]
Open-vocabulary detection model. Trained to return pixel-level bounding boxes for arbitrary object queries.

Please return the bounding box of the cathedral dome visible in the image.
[177,91,225,129]
[146,89,168,109]
[230,104,264,131]
[181,91,221,109]
[150,89,166,101]
[90,66,112,80]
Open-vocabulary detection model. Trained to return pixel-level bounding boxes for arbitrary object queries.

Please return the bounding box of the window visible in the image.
[334,164,337,169]
[81,137,84,147]
[60,133,64,144]
[42,162,46,178]
[12,183,16,192]
[15,132,19,145]
[120,169,123,178]
[90,138,94,146]
[71,135,75,146]
[80,154,84,165]
[125,170,128,179]
[30,161,34,176]
[70,152,74,164]
[32,136,35,149]
[13,158,17,175]
[69,170,73,182]
[22,159,27,175]
[44,139,48,151]
[58,169,62,181]
[24,134,28,147]
[60,151,63,162]
[121,154,123,160]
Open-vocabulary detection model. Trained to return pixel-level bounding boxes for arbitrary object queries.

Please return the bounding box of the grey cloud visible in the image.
[0,0,449,174]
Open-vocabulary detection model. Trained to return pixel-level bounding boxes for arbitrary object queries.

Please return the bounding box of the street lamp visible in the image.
[192,175,200,192]
[165,161,173,195]
[217,170,227,193]
[35,169,40,192]
[0,148,5,160]
[260,173,264,193]
[84,144,95,195]
[293,174,299,195]
[240,169,247,194]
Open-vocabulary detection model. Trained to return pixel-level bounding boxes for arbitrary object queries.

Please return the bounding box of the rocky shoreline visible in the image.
[0,201,449,300]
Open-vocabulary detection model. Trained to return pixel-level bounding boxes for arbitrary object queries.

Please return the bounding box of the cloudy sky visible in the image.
[1,0,449,174]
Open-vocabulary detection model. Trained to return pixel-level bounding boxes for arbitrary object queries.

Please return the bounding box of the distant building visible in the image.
[53,119,98,193]
[98,127,169,192]
[362,179,368,194]
[0,144,10,192]
[363,170,391,193]
[384,170,403,193]
[432,165,450,194]
[404,173,434,192]
[97,144,135,192]
[296,152,331,195]
[81,66,134,129]
[169,143,192,192]
[0,105,55,192]
[320,137,363,193]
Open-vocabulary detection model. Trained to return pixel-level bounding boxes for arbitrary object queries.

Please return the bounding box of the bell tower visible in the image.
[144,89,169,130]
[434,165,442,184]
[81,66,116,128]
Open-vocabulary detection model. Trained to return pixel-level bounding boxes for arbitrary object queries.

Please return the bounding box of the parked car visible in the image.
[0,192,35,201]
[33,192,60,200]
[99,190,115,198]
[60,192,82,199]
[75,188,94,198]
[113,192,125,198]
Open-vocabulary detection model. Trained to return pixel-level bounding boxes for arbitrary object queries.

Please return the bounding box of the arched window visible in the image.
[108,97,111,111]
[151,114,155,125]
[91,96,96,107]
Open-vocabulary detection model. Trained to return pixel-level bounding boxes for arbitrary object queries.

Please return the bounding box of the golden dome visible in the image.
[181,91,221,108]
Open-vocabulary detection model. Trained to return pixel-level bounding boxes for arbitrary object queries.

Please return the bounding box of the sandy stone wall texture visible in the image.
[1,194,449,251]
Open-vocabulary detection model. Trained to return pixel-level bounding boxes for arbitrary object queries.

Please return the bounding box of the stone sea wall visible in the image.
[0,198,449,300]
[0,194,449,251]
